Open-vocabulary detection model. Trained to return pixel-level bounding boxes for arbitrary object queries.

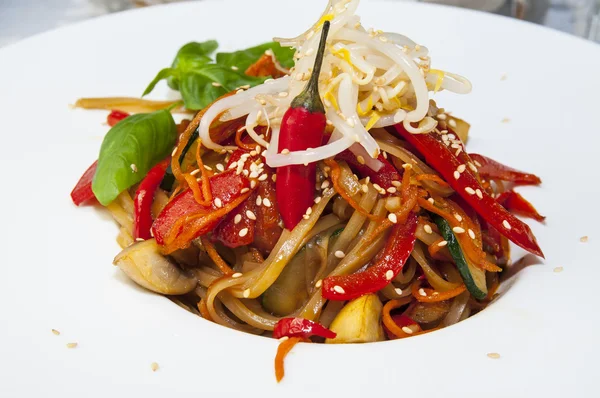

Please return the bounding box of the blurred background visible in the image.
[0,0,598,47]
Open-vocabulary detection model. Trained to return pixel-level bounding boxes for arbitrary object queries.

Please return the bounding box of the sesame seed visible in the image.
[448,119,457,127]
[392,180,401,188]
[454,171,460,180]
[474,160,482,167]
[303,214,310,220]
[457,164,466,173]
[263,198,272,207]
[553,267,564,273]
[240,85,250,90]
[278,91,289,98]
[468,162,478,172]
[314,197,322,204]
[243,289,250,298]
[334,250,345,259]
[333,285,346,294]
[465,187,476,195]
[580,236,589,242]
[386,187,396,194]
[305,207,312,215]
[321,180,330,189]
[401,326,414,334]
[249,171,259,179]
[388,213,398,223]
[244,210,256,220]
[475,189,483,199]
[231,66,239,71]
[365,176,370,183]
[357,155,365,164]
[234,214,242,224]
[271,174,277,182]
[437,240,448,247]
[487,353,501,359]
[256,196,262,206]
[135,237,145,242]
[418,288,427,297]
[501,118,510,123]
[402,163,412,170]
[214,198,223,208]
[190,169,200,176]
[240,187,250,193]
[66,342,78,349]
[437,113,447,120]
[239,228,249,237]
[130,164,137,173]
[250,180,257,189]
[216,163,225,172]
[51,329,60,336]
[171,147,178,157]
[428,198,435,204]
[151,362,159,372]
[385,270,394,280]
[468,229,476,239]
[232,272,243,278]
[453,227,465,234]
[394,288,403,295]
[204,165,213,171]
[502,220,512,230]
[315,279,323,288]
[278,336,289,342]
[424,225,433,234]
[454,214,463,222]
[281,149,290,155]
[258,174,268,181]
[362,184,369,193]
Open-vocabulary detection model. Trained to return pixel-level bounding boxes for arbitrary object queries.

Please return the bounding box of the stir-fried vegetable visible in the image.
[70,160,97,206]
[496,190,545,221]
[276,21,330,230]
[326,294,385,343]
[133,158,170,241]
[273,318,336,340]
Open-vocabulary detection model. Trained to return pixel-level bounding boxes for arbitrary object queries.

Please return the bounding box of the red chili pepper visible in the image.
[496,190,545,222]
[276,21,330,230]
[336,150,401,194]
[383,314,417,340]
[70,160,98,206]
[393,124,544,258]
[107,110,130,127]
[469,153,541,185]
[212,194,257,248]
[273,317,336,340]
[133,158,170,240]
[322,212,418,301]
[152,169,250,246]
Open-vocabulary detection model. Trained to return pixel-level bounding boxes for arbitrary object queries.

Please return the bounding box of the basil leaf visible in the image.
[180,66,264,110]
[92,109,177,205]
[216,42,295,71]
[168,40,218,90]
[143,67,178,97]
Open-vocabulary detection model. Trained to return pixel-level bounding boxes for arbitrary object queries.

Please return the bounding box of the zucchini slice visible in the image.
[433,215,487,300]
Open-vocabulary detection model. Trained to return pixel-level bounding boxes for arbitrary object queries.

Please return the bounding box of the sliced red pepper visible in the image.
[253,179,283,254]
[133,158,170,240]
[336,150,401,194]
[393,124,544,258]
[70,160,98,206]
[469,153,541,185]
[383,314,417,340]
[212,193,257,248]
[322,212,418,301]
[152,169,250,246]
[272,317,336,340]
[107,110,129,127]
[496,190,545,222]
[276,22,330,230]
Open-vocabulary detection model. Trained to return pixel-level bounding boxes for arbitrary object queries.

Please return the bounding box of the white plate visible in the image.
[1,0,598,396]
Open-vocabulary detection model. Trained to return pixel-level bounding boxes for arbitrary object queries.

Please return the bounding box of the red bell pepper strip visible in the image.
[383,314,418,340]
[393,124,544,258]
[152,169,250,247]
[322,212,418,301]
[336,150,401,194]
[276,21,330,230]
[70,160,98,206]
[107,110,129,127]
[469,153,541,185]
[133,158,170,240]
[273,317,336,340]
[496,190,545,222]
[212,193,257,248]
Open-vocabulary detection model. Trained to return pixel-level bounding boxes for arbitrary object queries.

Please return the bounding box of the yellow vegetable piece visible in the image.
[326,294,386,344]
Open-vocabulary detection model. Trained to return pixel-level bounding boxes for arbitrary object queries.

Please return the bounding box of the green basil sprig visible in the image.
[92,109,177,205]
[143,40,295,110]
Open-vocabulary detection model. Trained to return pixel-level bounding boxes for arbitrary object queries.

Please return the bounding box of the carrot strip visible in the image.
[382,298,416,339]
[235,126,257,151]
[415,174,450,188]
[411,281,467,303]
[201,237,234,276]
[194,140,213,206]
[275,337,303,383]
[325,159,384,222]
